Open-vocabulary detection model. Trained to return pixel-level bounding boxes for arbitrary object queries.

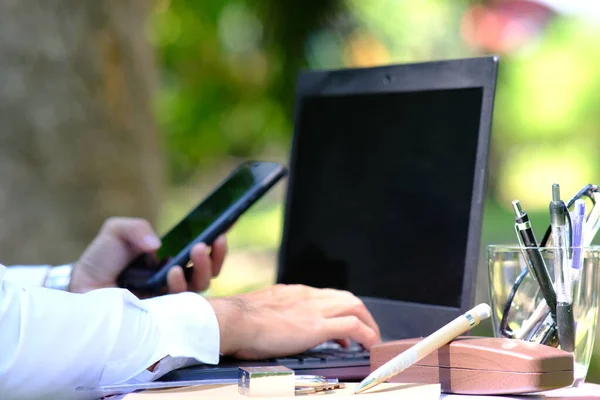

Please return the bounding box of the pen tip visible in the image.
[353,378,377,394]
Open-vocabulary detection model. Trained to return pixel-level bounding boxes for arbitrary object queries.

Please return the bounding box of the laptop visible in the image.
[160,56,499,382]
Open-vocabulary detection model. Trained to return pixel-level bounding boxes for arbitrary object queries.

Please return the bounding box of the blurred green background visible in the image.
[1,0,599,384]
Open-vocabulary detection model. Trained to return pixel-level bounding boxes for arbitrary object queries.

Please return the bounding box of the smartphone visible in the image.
[117,161,287,293]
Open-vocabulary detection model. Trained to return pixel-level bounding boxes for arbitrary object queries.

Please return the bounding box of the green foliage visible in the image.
[149,0,284,182]
[494,19,600,146]
[149,0,473,183]
[148,0,342,183]
[492,18,600,212]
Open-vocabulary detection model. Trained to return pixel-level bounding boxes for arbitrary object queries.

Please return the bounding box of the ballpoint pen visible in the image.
[353,303,491,394]
[571,199,586,284]
[550,183,575,353]
[512,200,557,322]
[515,298,548,340]
[526,311,559,347]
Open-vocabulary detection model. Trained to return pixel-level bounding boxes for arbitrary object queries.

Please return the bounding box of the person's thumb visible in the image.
[102,217,161,253]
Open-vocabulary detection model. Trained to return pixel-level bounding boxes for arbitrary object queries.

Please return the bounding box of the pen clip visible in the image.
[514,224,532,271]
[515,223,527,249]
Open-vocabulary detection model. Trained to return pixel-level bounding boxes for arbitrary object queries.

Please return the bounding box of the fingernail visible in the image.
[196,243,208,254]
[144,235,161,249]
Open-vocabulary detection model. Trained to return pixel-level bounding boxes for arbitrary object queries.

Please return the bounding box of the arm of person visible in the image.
[1,261,382,399]
[3,217,228,294]
[0,264,219,399]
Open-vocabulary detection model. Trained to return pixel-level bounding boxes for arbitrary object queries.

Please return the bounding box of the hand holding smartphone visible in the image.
[117,161,287,294]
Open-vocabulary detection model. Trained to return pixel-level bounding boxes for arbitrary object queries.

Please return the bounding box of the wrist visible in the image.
[43,263,73,291]
[208,297,254,357]
[68,261,97,293]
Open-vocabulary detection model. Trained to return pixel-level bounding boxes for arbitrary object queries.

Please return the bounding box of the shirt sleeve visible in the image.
[0,264,220,400]
[3,264,50,287]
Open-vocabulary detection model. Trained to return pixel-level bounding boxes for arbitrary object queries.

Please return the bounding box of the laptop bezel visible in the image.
[277,56,499,340]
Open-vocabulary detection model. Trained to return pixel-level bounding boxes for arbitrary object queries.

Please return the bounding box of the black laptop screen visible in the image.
[279,87,483,308]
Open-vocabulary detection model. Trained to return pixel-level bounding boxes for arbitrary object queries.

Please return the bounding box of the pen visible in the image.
[584,192,600,245]
[516,299,548,340]
[521,301,560,347]
[550,183,575,353]
[353,303,491,395]
[571,199,586,284]
[512,200,557,321]
[527,311,559,347]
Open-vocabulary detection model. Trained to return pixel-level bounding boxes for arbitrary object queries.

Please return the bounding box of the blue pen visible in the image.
[571,199,586,284]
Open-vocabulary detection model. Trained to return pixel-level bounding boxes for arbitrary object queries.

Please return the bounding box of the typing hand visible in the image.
[69,217,227,295]
[208,284,382,359]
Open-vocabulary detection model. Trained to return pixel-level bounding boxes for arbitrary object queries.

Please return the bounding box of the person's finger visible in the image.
[167,265,187,294]
[320,316,381,350]
[334,338,351,348]
[102,217,161,253]
[210,235,227,277]
[189,243,212,291]
[335,301,381,339]
[316,289,381,338]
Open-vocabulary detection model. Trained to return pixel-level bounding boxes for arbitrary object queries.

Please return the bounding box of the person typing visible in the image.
[0,217,381,400]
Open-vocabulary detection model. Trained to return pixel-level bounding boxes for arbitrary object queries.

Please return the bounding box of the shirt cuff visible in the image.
[3,265,50,287]
[137,292,221,381]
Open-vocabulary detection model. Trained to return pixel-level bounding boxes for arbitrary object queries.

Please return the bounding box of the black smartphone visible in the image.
[117,161,287,293]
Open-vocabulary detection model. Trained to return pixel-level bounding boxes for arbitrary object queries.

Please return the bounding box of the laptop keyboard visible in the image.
[159,341,370,382]
[270,342,370,364]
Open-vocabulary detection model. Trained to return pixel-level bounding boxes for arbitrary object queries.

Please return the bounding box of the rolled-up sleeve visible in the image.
[0,264,220,400]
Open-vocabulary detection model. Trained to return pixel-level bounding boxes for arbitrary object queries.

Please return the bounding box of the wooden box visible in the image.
[370,336,574,395]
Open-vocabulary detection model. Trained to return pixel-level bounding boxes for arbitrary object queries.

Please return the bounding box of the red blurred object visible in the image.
[461,0,555,53]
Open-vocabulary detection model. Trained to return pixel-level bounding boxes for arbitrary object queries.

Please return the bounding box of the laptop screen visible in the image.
[279,87,483,308]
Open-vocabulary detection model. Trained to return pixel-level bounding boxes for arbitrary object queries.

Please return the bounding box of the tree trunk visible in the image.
[0,0,163,265]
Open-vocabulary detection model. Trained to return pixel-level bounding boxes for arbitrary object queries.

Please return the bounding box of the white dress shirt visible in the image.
[0,264,220,400]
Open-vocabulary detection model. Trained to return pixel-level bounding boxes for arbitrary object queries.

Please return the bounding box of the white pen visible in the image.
[353,303,491,394]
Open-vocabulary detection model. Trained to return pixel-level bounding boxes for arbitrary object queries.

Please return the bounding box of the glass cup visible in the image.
[487,245,600,386]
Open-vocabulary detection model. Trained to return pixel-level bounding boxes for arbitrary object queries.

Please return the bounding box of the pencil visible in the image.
[353,303,492,394]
